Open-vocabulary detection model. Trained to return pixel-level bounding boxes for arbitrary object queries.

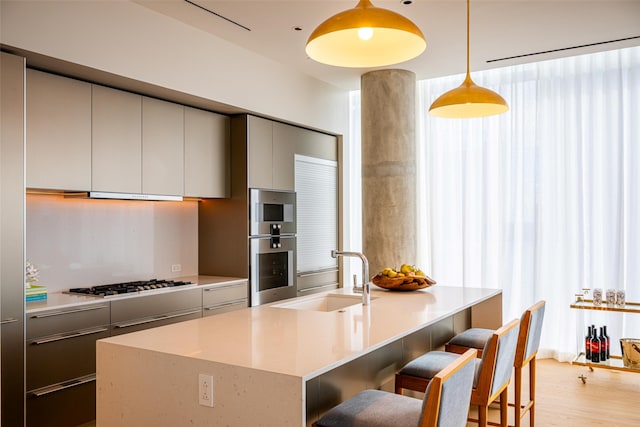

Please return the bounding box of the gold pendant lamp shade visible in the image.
[429,0,508,118]
[305,0,426,68]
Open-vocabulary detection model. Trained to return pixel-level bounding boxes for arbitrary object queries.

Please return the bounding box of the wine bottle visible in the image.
[599,327,607,361]
[585,325,592,360]
[603,325,610,360]
[590,326,601,363]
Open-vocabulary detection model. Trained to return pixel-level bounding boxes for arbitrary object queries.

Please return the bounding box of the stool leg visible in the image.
[530,358,536,427]
[500,389,508,427]
[394,374,403,395]
[478,404,488,427]
[514,365,522,427]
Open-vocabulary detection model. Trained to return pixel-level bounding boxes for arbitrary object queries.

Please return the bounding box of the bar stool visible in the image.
[446,301,546,427]
[395,318,521,427]
[314,349,477,427]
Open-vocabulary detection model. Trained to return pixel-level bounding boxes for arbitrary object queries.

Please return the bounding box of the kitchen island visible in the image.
[96,285,501,426]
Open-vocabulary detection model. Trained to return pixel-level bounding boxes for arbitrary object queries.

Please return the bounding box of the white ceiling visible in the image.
[136,0,640,91]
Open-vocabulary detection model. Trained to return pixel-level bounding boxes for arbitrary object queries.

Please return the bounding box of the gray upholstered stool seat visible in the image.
[446,328,494,356]
[399,351,482,388]
[315,389,423,427]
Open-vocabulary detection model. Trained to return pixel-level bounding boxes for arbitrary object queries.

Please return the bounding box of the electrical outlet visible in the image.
[198,373,214,407]
[171,264,182,273]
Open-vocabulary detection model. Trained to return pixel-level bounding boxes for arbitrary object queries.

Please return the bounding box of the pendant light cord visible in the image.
[466,0,471,80]
[429,0,509,117]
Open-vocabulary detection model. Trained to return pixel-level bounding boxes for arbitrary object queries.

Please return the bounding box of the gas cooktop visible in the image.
[68,279,195,298]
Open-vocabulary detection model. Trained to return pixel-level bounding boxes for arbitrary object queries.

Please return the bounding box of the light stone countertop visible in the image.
[98,285,501,380]
[25,275,247,313]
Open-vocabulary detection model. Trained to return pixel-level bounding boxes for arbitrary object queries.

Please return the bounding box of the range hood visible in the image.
[88,191,183,201]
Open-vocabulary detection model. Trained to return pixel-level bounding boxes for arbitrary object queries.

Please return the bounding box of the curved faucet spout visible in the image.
[331,250,370,306]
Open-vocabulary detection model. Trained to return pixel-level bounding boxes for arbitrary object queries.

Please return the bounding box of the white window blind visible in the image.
[295,154,338,273]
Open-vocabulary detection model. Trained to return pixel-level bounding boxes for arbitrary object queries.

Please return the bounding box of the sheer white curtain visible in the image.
[350,46,640,360]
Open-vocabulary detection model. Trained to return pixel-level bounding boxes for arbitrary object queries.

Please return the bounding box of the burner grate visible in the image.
[68,279,194,297]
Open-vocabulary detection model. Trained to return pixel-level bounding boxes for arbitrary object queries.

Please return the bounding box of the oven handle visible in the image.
[113,309,201,329]
[250,236,296,252]
[30,304,109,319]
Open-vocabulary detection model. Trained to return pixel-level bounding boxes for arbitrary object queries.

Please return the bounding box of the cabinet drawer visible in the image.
[27,374,96,427]
[26,303,110,339]
[297,269,338,292]
[297,283,339,297]
[202,282,248,306]
[110,307,202,336]
[111,288,201,323]
[26,326,109,390]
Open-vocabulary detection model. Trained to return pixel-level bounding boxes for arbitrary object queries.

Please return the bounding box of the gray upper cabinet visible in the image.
[26,69,92,191]
[246,115,296,191]
[247,115,274,189]
[92,87,186,196]
[272,122,296,191]
[92,85,142,193]
[184,107,230,198]
[294,126,338,161]
[27,73,228,198]
[142,97,184,196]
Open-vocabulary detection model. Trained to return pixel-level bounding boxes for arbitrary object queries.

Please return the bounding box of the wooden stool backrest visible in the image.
[473,318,520,403]
[514,300,546,368]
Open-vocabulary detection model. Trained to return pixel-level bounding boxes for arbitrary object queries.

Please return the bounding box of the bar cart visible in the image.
[570,293,640,383]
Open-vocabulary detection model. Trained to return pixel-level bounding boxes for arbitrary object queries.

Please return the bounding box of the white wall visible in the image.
[0,0,349,136]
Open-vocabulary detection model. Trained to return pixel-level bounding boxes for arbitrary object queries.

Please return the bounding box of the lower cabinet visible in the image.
[25,282,247,425]
[110,288,202,335]
[202,281,248,317]
[26,302,110,427]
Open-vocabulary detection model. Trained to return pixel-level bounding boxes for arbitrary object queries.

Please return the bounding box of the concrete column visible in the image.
[361,69,416,276]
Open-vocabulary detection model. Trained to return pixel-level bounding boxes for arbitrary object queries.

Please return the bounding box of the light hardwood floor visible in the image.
[473,359,640,427]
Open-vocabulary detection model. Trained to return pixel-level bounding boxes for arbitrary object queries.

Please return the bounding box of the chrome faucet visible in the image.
[331,250,370,306]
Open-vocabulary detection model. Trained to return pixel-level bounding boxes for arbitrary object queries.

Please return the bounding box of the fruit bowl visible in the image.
[371,274,436,291]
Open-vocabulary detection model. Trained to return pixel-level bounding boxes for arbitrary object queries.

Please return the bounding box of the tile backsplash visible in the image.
[26,194,198,292]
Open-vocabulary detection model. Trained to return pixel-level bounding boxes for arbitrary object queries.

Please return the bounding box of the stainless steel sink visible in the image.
[271,293,371,312]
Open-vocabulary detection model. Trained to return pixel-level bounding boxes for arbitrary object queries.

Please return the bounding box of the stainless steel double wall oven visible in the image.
[249,189,297,306]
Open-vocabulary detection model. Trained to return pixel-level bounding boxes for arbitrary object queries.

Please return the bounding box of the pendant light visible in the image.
[305,0,426,68]
[429,0,508,118]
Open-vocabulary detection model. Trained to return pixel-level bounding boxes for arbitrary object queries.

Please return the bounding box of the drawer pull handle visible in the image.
[114,309,201,329]
[1,317,18,325]
[30,374,96,398]
[298,268,338,278]
[297,284,338,294]
[31,305,109,319]
[203,283,245,292]
[31,327,109,345]
[203,300,246,310]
